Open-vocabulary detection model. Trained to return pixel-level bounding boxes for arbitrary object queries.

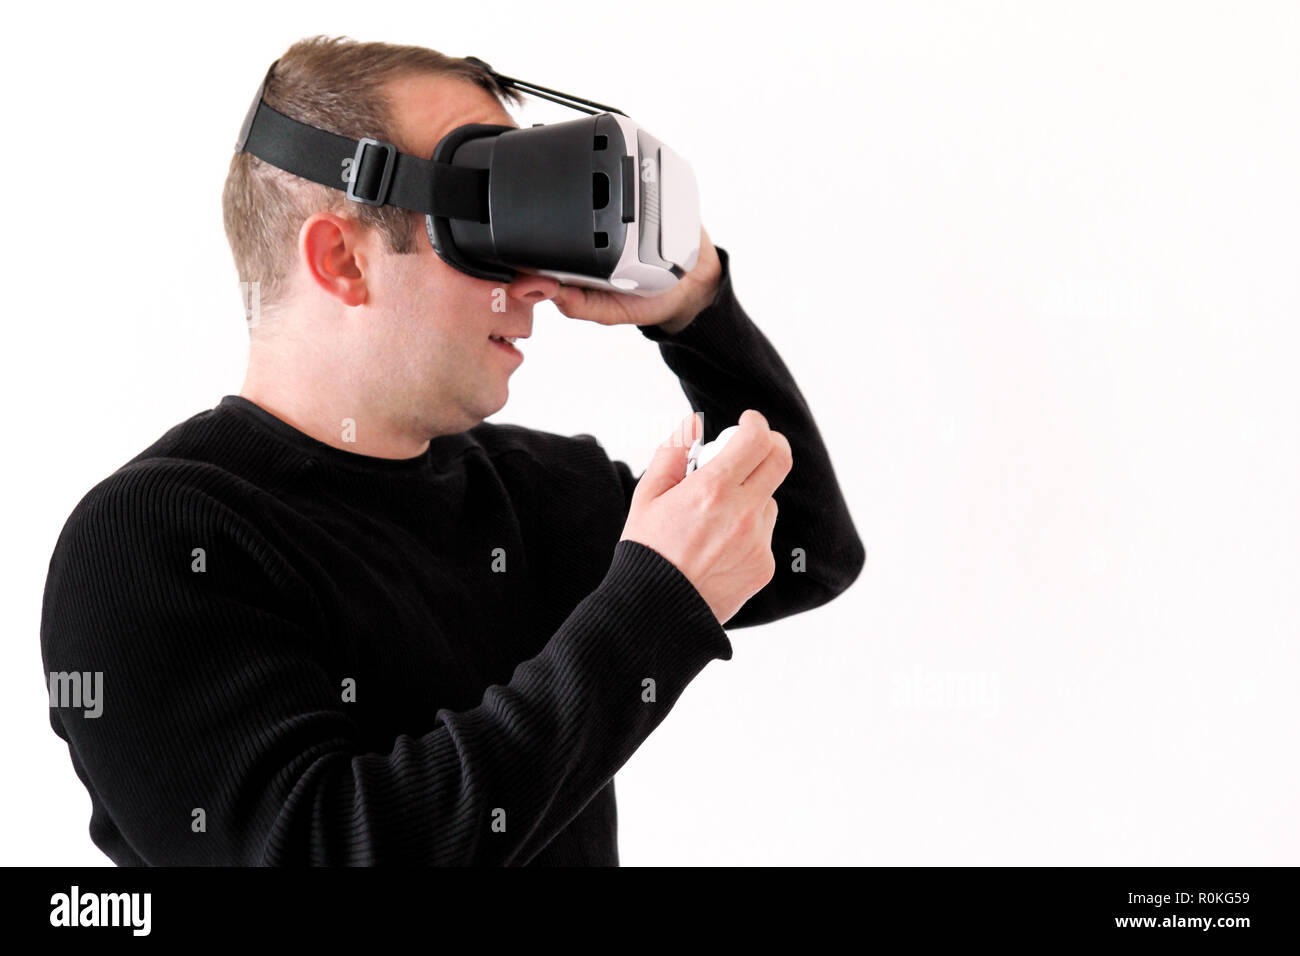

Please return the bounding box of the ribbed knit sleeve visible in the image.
[40,465,731,866]
[626,245,867,627]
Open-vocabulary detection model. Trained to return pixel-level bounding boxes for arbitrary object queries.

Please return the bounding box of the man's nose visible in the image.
[505,273,562,303]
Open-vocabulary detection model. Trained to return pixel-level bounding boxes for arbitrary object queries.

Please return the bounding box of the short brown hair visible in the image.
[221,35,523,325]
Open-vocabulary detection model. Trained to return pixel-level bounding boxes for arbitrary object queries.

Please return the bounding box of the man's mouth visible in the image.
[489,333,527,360]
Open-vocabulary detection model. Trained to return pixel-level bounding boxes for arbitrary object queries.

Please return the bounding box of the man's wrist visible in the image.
[654,309,698,336]
[654,274,722,335]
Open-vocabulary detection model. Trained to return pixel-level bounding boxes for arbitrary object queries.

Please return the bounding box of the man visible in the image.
[40,36,865,865]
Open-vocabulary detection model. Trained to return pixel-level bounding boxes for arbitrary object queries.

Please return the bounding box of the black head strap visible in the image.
[463,56,626,116]
[234,56,625,222]
[236,59,489,221]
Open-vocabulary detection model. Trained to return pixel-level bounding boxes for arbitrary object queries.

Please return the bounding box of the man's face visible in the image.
[351,71,555,438]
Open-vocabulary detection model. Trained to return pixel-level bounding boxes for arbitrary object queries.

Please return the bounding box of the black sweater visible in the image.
[40,246,865,866]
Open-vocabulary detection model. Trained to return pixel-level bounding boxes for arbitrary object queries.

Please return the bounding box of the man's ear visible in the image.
[299,212,369,307]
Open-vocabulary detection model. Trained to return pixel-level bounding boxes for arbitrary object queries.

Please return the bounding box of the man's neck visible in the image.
[237,377,433,460]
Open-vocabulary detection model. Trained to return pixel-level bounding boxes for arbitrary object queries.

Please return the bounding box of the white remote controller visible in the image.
[686,425,741,475]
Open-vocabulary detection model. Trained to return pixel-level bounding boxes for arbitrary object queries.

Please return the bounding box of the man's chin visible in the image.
[472,385,510,425]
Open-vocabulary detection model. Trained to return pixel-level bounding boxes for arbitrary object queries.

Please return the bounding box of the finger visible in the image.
[741,430,794,500]
[634,412,703,502]
[551,285,632,325]
[549,284,585,317]
[708,409,772,485]
[666,410,703,452]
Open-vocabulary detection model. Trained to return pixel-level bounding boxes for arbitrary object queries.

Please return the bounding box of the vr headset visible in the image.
[235,57,700,296]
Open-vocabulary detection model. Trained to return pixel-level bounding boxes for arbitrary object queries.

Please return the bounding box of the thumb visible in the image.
[633,412,703,503]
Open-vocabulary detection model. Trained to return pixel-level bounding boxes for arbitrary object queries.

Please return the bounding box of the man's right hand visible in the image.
[620,409,793,625]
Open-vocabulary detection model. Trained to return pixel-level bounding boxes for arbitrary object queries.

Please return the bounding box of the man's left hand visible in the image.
[545,226,722,334]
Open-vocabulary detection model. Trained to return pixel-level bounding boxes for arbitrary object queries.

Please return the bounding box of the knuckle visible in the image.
[743,408,770,433]
[698,478,726,510]
[768,434,792,470]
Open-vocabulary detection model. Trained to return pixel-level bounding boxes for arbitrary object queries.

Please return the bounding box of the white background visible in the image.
[3,1,1297,865]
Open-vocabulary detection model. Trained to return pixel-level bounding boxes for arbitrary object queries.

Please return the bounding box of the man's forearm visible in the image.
[633,246,866,627]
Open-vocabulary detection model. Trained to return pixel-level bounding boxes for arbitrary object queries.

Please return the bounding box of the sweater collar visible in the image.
[217,395,469,474]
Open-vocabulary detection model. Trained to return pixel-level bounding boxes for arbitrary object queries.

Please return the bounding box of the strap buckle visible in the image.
[346,137,397,206]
